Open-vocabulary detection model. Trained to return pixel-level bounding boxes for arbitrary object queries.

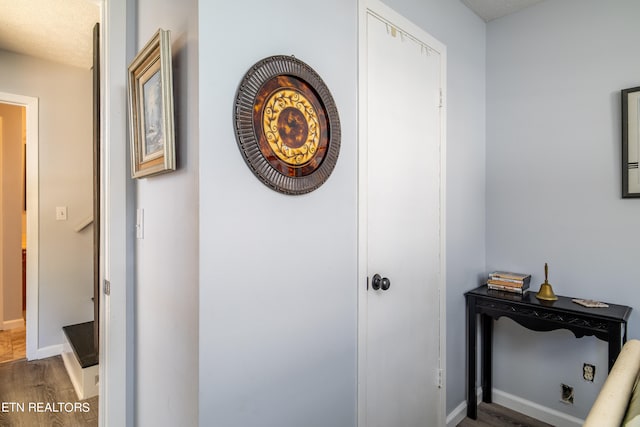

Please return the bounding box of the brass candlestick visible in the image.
[536,263,558,301]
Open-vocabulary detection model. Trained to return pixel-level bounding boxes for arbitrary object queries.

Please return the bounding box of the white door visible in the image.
[358,1,446,426]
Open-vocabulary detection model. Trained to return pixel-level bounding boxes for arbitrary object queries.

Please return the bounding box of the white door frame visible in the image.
[357,0,447,425]
[0,92,39,360]
[99,0,135,425]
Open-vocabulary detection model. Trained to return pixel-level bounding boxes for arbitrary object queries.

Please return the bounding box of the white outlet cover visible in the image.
[583,363,595,382]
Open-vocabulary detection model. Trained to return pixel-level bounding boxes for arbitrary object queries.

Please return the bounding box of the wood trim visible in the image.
[92,21,100,357]
[1,318,24,330]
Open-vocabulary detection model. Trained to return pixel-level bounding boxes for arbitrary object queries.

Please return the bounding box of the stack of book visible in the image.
[487,271,531,294]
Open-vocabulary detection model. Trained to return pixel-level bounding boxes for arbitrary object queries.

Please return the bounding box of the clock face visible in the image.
[253,75,330,177]
[234,56,340,195]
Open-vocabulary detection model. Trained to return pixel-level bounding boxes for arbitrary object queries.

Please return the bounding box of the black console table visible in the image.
[465,285,632,419]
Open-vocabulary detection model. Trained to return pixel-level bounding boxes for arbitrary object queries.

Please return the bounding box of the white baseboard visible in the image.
[493,389,584,427]
[34,344,63,360]
[446,388,584,427]
[446,399,468,427]
[2,318,25,330]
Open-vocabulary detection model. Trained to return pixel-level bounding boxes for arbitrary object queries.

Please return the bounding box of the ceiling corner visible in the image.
[461,0,547,22]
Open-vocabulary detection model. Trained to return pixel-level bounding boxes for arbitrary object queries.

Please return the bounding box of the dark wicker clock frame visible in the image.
[233,55,341,195]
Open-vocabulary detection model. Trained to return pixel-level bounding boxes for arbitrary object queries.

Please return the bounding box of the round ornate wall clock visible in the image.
[234,55,341,195]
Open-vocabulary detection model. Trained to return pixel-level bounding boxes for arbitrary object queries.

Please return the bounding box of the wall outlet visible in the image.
[561,383,574,404]
[583,363,595,382]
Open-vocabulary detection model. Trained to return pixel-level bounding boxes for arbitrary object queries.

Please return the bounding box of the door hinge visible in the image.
[104,279,111,296]
[439,89,443,108]
[437,368,444,388]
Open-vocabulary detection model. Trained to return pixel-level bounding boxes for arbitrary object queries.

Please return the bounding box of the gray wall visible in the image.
[198,1,358,426]
[133,0,199,426]
[0,50,94,349]
[486,0,640,419]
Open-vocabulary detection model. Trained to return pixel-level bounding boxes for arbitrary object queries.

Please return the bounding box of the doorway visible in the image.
[358,0,447,426]
[0,93,39,361]
[0,102,26,363]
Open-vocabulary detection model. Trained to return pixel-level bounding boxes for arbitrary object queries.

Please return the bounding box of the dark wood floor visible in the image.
[0,349,546,427]
[457,403,554,427]
[0,356,98,426]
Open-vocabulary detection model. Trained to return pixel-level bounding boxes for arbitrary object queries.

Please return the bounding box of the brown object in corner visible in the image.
[22,249,26,311]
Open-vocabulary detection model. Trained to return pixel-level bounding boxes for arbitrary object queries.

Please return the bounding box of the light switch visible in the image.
[56,206,67,221]
[136,208,144,239]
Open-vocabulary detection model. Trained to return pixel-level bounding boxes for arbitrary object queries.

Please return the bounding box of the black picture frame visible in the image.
[622,86,640,198]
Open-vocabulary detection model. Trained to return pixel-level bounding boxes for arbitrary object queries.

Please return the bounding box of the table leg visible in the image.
[481,313,492,403]
[467,296,477,419]
[608,322,622,372]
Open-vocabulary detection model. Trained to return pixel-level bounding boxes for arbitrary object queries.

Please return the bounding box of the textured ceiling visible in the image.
[0,0,100,69]
[461,0,546,22]
[0,0,540,69]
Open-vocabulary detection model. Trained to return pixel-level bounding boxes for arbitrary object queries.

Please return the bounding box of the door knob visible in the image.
[371,274,391,291]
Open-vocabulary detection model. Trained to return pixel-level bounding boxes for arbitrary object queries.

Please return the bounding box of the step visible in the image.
[62,321,97,368]
[61,321,99,400]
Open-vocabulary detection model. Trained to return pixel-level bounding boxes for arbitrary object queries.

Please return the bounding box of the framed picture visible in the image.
[622,86,640,197]
[128,28,175,178]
